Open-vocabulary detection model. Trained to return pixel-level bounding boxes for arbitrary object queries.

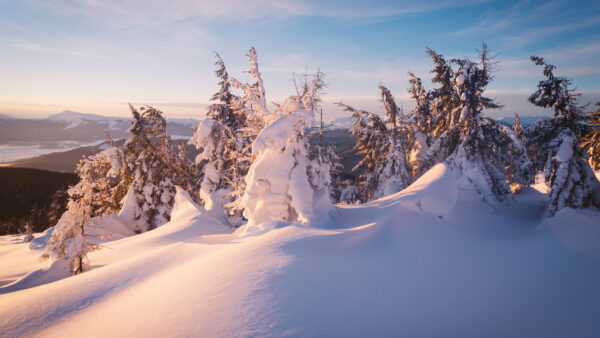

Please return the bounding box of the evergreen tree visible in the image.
[581,103,600,171]
[339,85,411,201]
[47,186,69,229]
[41,147,124,274]
[229,47,271,127]
[124,105,177,231]
[189,117,238,217]
[503,114,534,192]
[407,72,434,177]
[526,57,600,216]
[242,72,333,225]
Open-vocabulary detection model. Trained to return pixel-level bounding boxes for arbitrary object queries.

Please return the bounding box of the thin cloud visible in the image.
[11,42,112,60]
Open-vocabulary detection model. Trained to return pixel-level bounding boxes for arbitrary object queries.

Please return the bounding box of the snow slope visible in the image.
[1,164,600,337]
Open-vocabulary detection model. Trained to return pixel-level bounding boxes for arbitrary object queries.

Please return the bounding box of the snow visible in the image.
[1,166,600,336]
[372,163,457,217]
[555,134,573,162]
[251,107,312,154]
[46,110,129,129]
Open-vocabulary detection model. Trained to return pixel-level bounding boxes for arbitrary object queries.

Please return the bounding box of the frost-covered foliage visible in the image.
[581,103,600,171]
[503,114,534,192]
[242,73,333,225]
[229,47,271,128]
[407,72,434,177]
[340,85,411,201]
[42,146,125,274]
[526,57,600,216]
[412,44,515,206]
[189,117,237,217]
[124,106,177,232]
[206,53,247,132]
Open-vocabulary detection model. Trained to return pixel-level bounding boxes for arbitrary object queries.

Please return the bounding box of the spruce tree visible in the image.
[242,72,333,225]
[503,114,534,192]
[42,147,124,274]
[124,105,177,231]
[527,57,600,216]
[407,72,434,177]
[339,85,411,201]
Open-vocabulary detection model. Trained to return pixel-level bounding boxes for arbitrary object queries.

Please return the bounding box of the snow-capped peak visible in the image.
[45,111,129,129]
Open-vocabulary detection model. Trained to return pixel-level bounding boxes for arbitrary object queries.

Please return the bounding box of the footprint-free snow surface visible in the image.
[1,164,600,337]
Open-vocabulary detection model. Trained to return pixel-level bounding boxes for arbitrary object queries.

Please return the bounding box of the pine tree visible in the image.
[527,57,600,216]
[42,147,124,274]
[189,117,238,216]
[242,72,333,225]
[503,114,534,192]
[581,103,600,171]
[339,85,411,201]
[407,72,434,177]
[124,105,177,231]
[207,52,247,132]
[229,47,271,127]
[47,186,69,229]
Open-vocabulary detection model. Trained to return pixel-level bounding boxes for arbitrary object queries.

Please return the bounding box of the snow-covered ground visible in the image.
[1,165,599,337]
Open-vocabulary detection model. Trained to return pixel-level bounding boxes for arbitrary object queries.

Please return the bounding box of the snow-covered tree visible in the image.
[339,85,411,201]
[444,45,513,206]
[47,186,69,229]
[581,103,600,171]
[503,114,534,192]
[229,47,271,128]
[123,105,177,232]
[412,44,515,206]
[242,73,333,225]
[42,146,124,274]
[407,72,434,177]
[189,117,238,217]
[526,57,600,216]
[206,53,247,132]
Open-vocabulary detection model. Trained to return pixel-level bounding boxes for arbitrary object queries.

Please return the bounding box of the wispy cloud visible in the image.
[10,42,112,59]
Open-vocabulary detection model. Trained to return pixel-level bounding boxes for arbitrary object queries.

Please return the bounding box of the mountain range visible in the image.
[0,111,200,145]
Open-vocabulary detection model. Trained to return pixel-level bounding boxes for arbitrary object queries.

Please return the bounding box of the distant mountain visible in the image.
[0,114,20,120]
[326,117,354,130]
[496,115,549,126]
[46,110,129,129]
[0,110,200,145]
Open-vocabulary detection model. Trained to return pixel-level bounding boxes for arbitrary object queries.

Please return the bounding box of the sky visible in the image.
[0,0,599,121]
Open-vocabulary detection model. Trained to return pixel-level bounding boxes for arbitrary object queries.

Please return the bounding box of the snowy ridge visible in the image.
[1,164,600,336]
[46,110,129,129]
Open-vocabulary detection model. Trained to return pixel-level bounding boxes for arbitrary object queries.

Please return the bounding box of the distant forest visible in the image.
[0,167,78,235]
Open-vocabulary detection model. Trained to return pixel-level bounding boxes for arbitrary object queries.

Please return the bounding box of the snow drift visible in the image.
[1,165,599,337]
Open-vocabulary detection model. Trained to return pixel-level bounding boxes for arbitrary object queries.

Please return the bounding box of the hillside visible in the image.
[1,164,599,336]
[0,167,78,234]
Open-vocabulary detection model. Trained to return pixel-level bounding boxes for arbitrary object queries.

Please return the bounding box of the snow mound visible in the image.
[371,163,458,217]
[545,207,600,258]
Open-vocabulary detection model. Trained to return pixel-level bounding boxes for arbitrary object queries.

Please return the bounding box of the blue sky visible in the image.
[1,0,599,120]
